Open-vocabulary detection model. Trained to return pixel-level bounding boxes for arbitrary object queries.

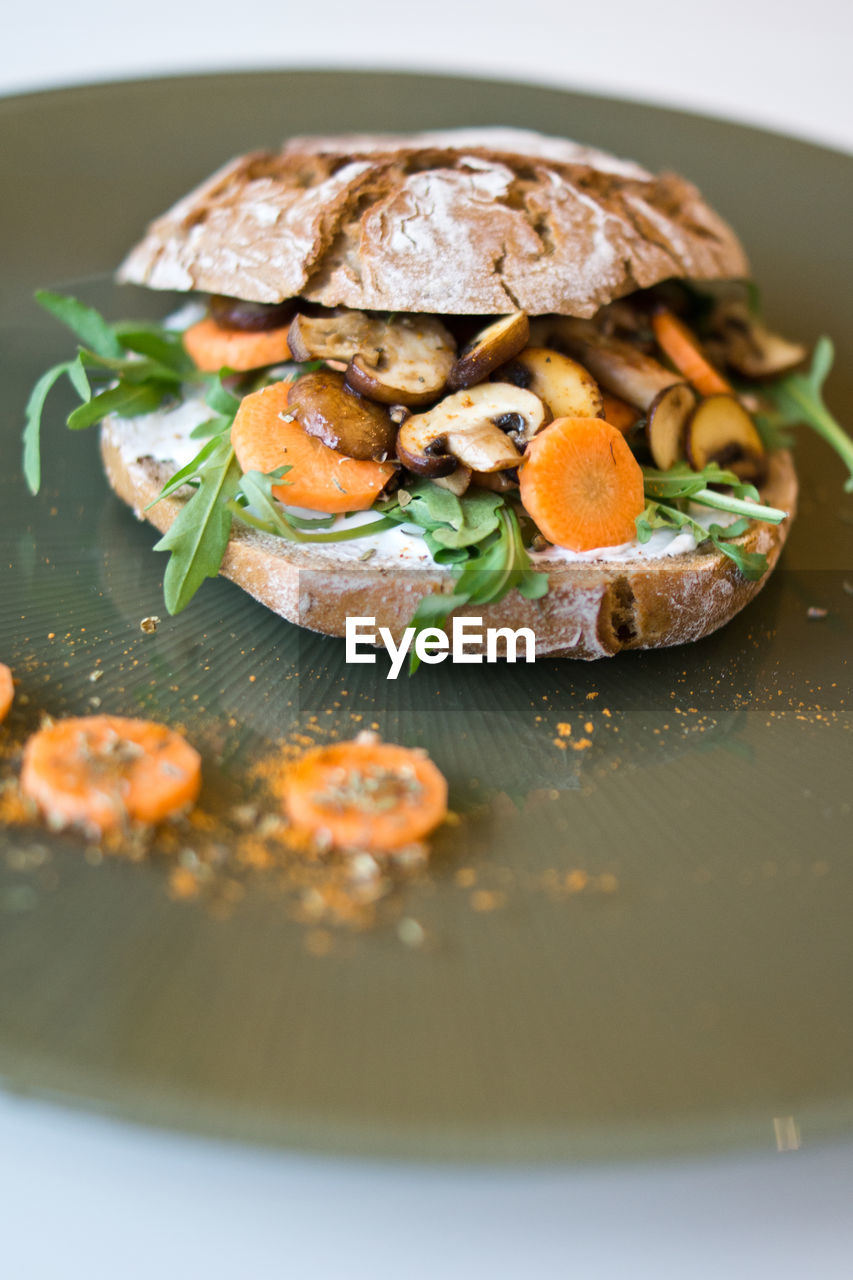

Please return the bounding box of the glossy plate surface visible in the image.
[1,71,851,1161]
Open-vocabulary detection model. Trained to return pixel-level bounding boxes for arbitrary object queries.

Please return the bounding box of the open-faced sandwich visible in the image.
[24,128,853,660]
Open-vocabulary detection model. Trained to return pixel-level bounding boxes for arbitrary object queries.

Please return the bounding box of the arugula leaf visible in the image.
[379,481,503,549]
[77,346,186,386]
[35,290,125,359]
[206,375,243,417]
[636,500,769,581]
[112,322,196,375]
[230,469,394,543]
[761,337,853,492]
[153,441,243,614]
[66,380,173,430]
[642,461,754,502]
[23,362,72,494]
[145,434,231,508]
[642,462,786,526]
[404,504,548,673]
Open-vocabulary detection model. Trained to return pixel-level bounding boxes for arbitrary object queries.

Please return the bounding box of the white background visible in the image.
[3,2,853,1276]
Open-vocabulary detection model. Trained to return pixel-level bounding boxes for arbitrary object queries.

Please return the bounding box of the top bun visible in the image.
[118,127,749,318]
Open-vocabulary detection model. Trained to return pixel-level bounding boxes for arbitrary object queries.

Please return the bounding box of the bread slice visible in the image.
[100,422,796,659]
[118,127,748,319]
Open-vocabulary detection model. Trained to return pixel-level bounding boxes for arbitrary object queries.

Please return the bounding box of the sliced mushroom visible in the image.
[288,371,397,462]
[498,347,604,419]
[447,312,530,389]
[288,309,456,407]
[287,309,373,362]
[685,394,767,482]
[529,316,677,410]
[646,383,697,470]
[397,384,549,475]
[210,295,296,332]
[432,467,472,496]
[707,299,807,380]
[471,470,518,493]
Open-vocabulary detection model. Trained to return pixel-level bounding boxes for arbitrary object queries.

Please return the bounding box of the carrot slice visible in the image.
[21,715,202,833]
[282,738,448,852]
[601,393,641,434]
[231,380,396,513]
[652,308,733,396]
[0,664,13,724]
[183,315,292,372]
[519,417,645,551]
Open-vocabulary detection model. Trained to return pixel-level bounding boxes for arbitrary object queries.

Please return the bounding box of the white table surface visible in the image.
[3,3,853,1276]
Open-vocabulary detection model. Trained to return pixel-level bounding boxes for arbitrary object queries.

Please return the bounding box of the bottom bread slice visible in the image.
[100,423,797,659]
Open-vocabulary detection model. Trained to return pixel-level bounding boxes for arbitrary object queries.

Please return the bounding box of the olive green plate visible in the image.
[1,71,851,1162]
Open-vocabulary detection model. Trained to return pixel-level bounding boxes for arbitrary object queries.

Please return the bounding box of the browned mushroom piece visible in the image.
[397,384,549,475]
[646,383,697,470]
[707,299,807,380]
[529,316,676,410]
[471,470,518,493]
[685,394,767,482]
[498,347,604,420]
[288,309,375,362]
[432,467,473,496]
[210,295,297,332]
[288,309,456,407]
[287,370,397,462]
[447,312,530,390]
[396,435,457,478]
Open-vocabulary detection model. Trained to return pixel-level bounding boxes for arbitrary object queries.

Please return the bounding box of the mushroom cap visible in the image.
[118,128,749,318]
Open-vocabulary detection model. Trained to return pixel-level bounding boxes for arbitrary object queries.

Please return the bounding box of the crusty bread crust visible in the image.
[100,423,796,659]
[118,127,748,318]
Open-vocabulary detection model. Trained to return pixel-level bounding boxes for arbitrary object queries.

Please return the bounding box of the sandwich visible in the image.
[25,128,853,660]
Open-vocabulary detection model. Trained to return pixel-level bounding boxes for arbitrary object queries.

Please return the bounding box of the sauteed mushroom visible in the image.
[686,394,767,482]
[499,347,603,419]
[288,371,397,462]
[530,316,677,410]
[448,312,529,389]
[397,384,549,475]
[289,309,456,406]
[707,299,807,381]
[646,383,697,470]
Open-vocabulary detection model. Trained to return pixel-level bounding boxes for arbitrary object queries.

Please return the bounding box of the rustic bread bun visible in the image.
[100,422,796,659]
[118,127,748,318]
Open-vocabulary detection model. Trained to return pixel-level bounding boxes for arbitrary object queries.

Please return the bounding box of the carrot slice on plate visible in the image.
[21,715,202,833]
[652,308,733,397]
[0,664,13,723]
[282,738,448,852]
[519,417,645,552]
[231,380,396,514]
[183,315,292,372]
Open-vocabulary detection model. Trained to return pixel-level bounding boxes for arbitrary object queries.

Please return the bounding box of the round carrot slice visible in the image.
[282,738,448,852]
[231,380,396,513]
[0,664,13,724]
[21,715,202,833]
[183,315,292,372]
[519,417,645,551]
